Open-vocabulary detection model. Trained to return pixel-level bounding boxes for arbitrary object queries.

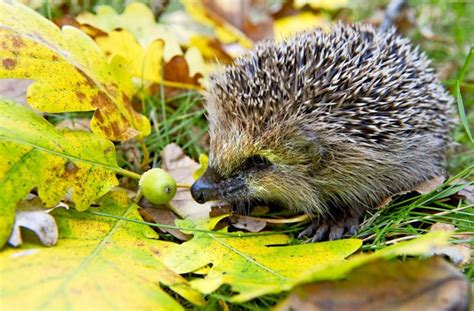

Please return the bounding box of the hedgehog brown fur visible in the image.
[190,23,455,241]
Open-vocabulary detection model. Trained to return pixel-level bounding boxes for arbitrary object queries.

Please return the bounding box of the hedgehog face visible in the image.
[191,121,325,214]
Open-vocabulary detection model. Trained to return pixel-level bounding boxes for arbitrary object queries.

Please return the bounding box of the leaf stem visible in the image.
[176,183,191,188]
[137,138,150,170]
[114,167,142,180]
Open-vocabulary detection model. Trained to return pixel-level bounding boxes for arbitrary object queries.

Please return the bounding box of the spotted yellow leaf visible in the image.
[0,192,203,309]
[0,1,150,140]
[164,218,362,302]
[0,98,119,247]
[165,219,451,303]
[297,231,452,284]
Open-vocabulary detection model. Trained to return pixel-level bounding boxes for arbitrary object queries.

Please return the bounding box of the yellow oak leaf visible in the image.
[0,192,204,310]
[165,220,451,303]
[77,3,211,90]
[77,2,182,62]
[0,98,119,247]
[0,1,150,140]
[164,217,362,302]
[185,47,213,81]
[297,231,452,284]
[95,29,165,83]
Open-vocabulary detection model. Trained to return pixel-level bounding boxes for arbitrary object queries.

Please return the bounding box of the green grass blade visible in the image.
[456,45,474,142]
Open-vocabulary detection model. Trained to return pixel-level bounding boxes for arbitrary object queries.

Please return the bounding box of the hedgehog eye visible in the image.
[241,155,272,171]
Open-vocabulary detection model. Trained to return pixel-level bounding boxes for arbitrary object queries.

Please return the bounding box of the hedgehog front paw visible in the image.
[298,216,360,242]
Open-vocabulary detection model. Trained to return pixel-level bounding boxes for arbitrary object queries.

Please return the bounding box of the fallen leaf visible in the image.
[428,223,471,266]
[293,0,349,10]
[95,28,165,84]
[229,215,267,233]
[0,1,150,140]
[193,153,209,180]
[197,0,274,41]
[119,139,144,172]
[376,174,446,208]
[0,78,32,105]
[277,257,469,311]
[274,12,329,41]
[139,204,191,241]
[54,15,108,39]
[457,182,474,203]
[76,3,212,91]
[77,2,183,61]
[0,99,118,247]
[160,143,212,220]
[182,0,253,48]
[17,0,44,9]
[8,197,62,247]
[55,118,91,131]
[164,217,362,302]
[230,214,310,233]
[161,54,204,96]
[413,175,446,193]
[297,231,452,284]
[188,35,233,64]
[0,190,204,310]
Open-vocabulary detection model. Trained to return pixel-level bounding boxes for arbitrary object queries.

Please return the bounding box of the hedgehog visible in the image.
[190,23,455,241]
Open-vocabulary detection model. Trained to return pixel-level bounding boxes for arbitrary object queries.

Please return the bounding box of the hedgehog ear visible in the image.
[298,127,327,159]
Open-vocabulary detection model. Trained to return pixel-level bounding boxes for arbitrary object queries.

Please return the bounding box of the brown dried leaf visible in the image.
[457,183,474,203]
[428,223,471,266]
[278,257,469,311]
[139,205,191,241]
[413,175,445,193]
[55,118,91,132]
[207,0,274,41]
[376,175,446,208]
[161,55,203,97]
[8,197,65,247]
[54,15,108,39]
[0,78,32,105]
[230,215,267,233]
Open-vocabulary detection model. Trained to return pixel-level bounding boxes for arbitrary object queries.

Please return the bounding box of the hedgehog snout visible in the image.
[191,177,217,203]
[191,166,247,204]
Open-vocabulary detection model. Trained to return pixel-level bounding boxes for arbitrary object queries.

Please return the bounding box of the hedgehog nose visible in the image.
[191,177,214,203]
